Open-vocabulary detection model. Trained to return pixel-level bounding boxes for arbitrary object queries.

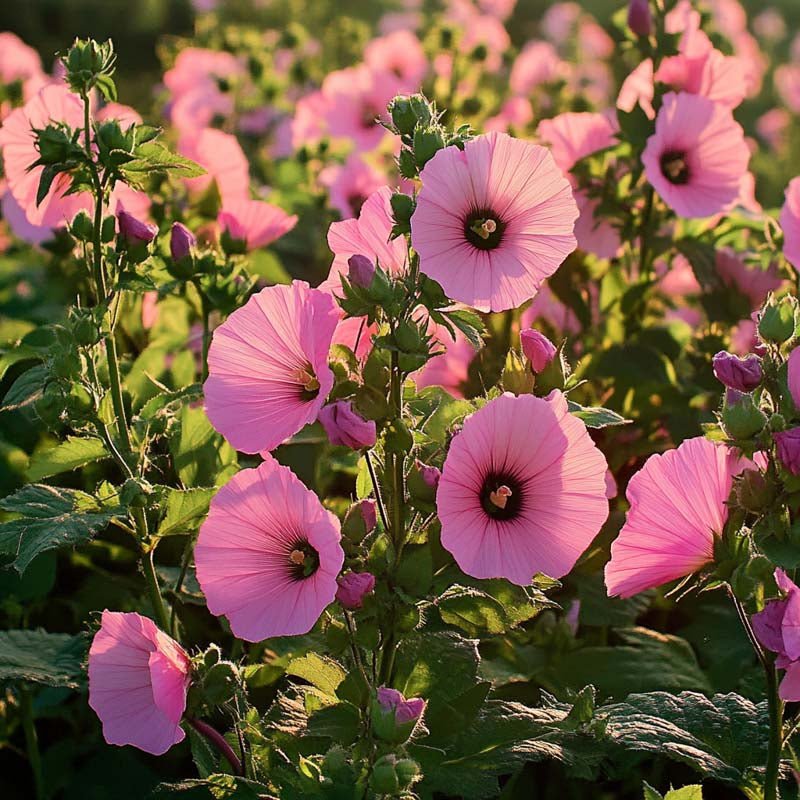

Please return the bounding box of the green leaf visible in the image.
[445,309,486,350]
[0,484,120,574]
[676,239,721,292]
[188,727,218,779]
[1,364,47,411]
[0,345,41,382]
[27,436,109,481]
[0,629,85,688]
[120,142,205,188]
[395,543,433,595]
[156,487,214,538]
[437,585,508,635]
[170,406,238,488]
[286,654,346,698]
[567,401,631,429]
[665,788,703,800]
[306,702,360,744]
[600,691,768,786]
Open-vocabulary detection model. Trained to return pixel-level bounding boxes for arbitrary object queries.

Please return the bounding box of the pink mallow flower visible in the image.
[195,455,344,640]
[716,248,782,310]
[336,572,376,609]
[520,329,557,373]
[204,281,339,454]
[88,611,191,756]
[319,154,387,219]
[641,92,750,219]
[179,128,250,203]
[775,429,800,476]
[605,436,752,598]
[411,131,579,313]
[318,400,377,449]
[364,30,428,90]
[437,391,609,585]
[218,198,297,251]
[780,177,800,271]
[752,569,800,701]
[711,351,762,393]
[509,41,565,96]
[373,687,426,742]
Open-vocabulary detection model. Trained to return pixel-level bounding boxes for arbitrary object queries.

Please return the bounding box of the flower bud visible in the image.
[318,400,377,449]
[627,0,652,37]
[788,348,800,409]
[734,468,776,514]
[372,687,425,744]
[347,254,375,289]
[759,296,797,343]
[170,222,196,262]
[408,459,440,510]
[501,349,534,395]
[336,571,376,609]
[721,393,767,440]
[712,351,762,393]
[415,459,440,489]
[520,329,557,373]
[388,95,417,136]
[775,428,800,475]
[413,126,445,169]
[118,210,157,245]
[369,755,421,795]
[342,499,378,542]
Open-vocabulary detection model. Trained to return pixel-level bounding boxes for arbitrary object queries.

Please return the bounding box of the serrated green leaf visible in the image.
[0,345,41,382]
[156,487,214,538]
[286,654,346,698]
[1,364,47,411]
[437,585,507,635]
[0,484,120,573]
[170,405,238,488]
[445,309,486,350]
[119,142,205,188]
[0,629,85,688]
[567,400,631,428]
[27,436,109,481]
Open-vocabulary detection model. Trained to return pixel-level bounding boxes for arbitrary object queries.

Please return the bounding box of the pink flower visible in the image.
[753,569,800,663]
[415,459,441,488]
[617,59,655,119]
[347,254,376,288]
[520,329,557,373]
[712,351,762,392]
[756,109,789,152]
[88,611,191,755]
[775,65,800,114]
[96,102,142,127]
[641,92,750,219]
[0,32,44,87]
[170,222,195,261]
[376,687,426,725]
[218,198,297,251]
[485,97,533,133]
[788,348,800,410]
[319,155,387,219]
[521,284,581,336]
[510,41,565,96]
[204,281,339,454]
[195,455,344,640]
[437,391,609,584]
[413,320,476,398]
[336,572,376,609]
[0,84,90,227]
[775,429,800,476]
[118,210,157,245]
[318,400,377,449]
[716,248,782,309]
[605,437,750,598]
[364,30,427,90]
[411,131,579,313]
[179,128,250,202]
[780,178,800,270]
[322,187,407,293]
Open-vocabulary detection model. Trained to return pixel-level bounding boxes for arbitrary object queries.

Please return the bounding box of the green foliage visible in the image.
[0,629,86,688]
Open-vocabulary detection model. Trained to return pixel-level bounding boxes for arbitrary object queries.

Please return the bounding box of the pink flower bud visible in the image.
[712,351,762,393]
[357,499,377,533]
[788,348,800,410]
[414,459,441,489]
[775,428,800,475]
[376,687,425,725]
[118,210,157,244]
[318,400,377,449]
[170,222,196,261]
[520,329,557,373]
[627,0,652,37]
[347,254,375,288]
[336,571,376,609]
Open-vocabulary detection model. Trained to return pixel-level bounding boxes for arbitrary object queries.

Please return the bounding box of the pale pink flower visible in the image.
[179,128,250,202]
[641,92,750,219]
[484,97,533,133]
[578,20,614,61]
[291,90,328,150]
[716,248,782,309]
[218,198,297,251]
[322,186,407,294]
[319,155,387,219]
[520,284,581,336]
[605,437,751,598]
[781,178,800,270]
[437,391,609,584]
[88,611,190,755]
[412,131,578,312]
[204,281,339,454]
[96,102,142,127]
[478,0,517,19]
[655,254,701,299]
[364,30,427,90]
[459,13,510,73]
[0,32,44,87]
[195,455,344,640]
[756,109,790,152]
[413,322,476,398]
[617,59,655,119]
[541,3,581,45]
[510,41,565,96]
[1,190,59,246]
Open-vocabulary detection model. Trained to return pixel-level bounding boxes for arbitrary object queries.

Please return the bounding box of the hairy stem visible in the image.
[187,717,243,776]
[20,689,44,800]
[142,544,171,633]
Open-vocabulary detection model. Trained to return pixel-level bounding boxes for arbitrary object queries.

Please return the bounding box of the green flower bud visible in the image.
[759,296,796,344]
[501,350,534,395]
[413,126,446,169]
[389,96,417,136]
[721,394,767,440]
[370,756,400,794]
[398,148,418,179]
[71,211,94,242]
[390,192,415,229]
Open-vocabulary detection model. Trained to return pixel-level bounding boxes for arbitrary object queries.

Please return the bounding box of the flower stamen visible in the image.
[489,485,513,510]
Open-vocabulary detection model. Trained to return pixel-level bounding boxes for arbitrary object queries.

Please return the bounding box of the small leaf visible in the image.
[286,654,346,698]
[27,436,109,481]
[445,309,486,350]
[437,585,507,635]
[156,487,214,538]
[1,364,47,411]
[567,400,631,428]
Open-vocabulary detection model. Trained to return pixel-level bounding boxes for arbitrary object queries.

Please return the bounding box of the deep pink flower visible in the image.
[170,222,195,261]
[642,92,750,219]
[411,131,579,313]
[195,456,344,640]
[179,128,250,202]
[218,199,297,251]
[318,400,377,449]
[775,429,800,476]
[627,0,652,36]
[780,178,800,270]
[510,41,565,96]
[347,254,376,288]
[364,30,427,90]
[415,459,441,489]
[88,611,191,755]
[204,281,339,454]
[437,391,608,584]
[319,155,387,219]
[520,329,557,373]
[118,210,157,245]
[322,187,407,293]
[336,572,376,609]
[788,348,800,410]
[605,436,751,598]
[712,351,762,393]
[376,687,425,725]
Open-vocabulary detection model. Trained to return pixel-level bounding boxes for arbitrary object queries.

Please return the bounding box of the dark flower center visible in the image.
[659,150,690,185]
[480,471,523,521]
[287,538,320,581]
[347,193,367,217]
[464,209,505,250]
[293,364,320,401]
[361,106,380,129]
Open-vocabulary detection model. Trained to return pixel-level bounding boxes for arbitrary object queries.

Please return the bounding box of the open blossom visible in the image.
[88,611,191,755]
[605,437,752,598]
[179,128,250,202]
[716,248,782,309]
[319,154,387,219]
[413,318,477,399]
[411,131,579,313]
[218,198,298,251]
[780,178,800,270]
[195,456,344,641]
[437,391,608,584]
[642,92,750,219]
[204,281,339,453]
[510,41,565,96]
[364,30,427,90]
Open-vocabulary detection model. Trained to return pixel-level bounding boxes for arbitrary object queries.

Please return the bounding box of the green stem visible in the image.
[364,450,390,533]
[142,543,171,633]
[20,689,44,800]
[200,294,211,382]
[170,536,195,637]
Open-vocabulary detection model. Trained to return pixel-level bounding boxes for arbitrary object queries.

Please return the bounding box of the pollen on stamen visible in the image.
[489,485,513,509]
